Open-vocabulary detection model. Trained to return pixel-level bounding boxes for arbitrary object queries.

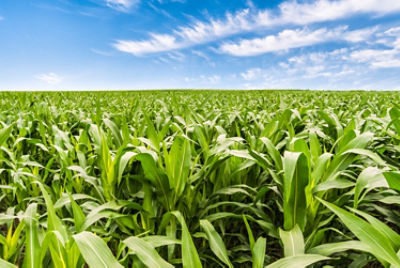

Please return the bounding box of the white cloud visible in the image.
[191,50,216,67]
[35,73,63,84]
[113,9,252,55]
[167,51,185,62]
[220,27,347,56]
[220,26,379,56]
[200,75,221,83]
[243,48,358,85]
[241,68,262,80]
[91,48,113,56]
[263,0,400,26]
[106,0,139,11]
[114,0,400,55]
[342,26,378,43]
[192,50,209,61]
[185,75,221,85]
[113,34,180,55]
[157,0,186,3]
[350,49,400,68]
[350,27,400,68]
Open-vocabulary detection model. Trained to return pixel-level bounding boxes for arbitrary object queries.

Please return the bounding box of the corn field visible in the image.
[1,90,400,267]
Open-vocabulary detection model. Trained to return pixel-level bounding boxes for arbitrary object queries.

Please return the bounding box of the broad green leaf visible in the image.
[69,193,86,232]
[317,197,400,266]
[142,236,181,248]
[313,177,354,193]
[200,219,232,268]
[22,204,41,268]
[38,183,68,241]
[73,231,122,268]
[384,172,400,192]
[311,153,332,186]
[283,152,309,231]
[389,107,400,135]
[260,137,282,171]
[348,207,400,250]
[342,148,386,166]
[123,236,173,268]
[279,225,304,257]
[165,136,191,198]
[171,211,202,268]
[354,167,388,208]
[103,118,123,148]
[265,254,329,268]
[309,241,372,256]
[117,151,137,185]
[252,237,266,268]
[136,153,170,208]
[0,258,17,268]
[0,124,13,147]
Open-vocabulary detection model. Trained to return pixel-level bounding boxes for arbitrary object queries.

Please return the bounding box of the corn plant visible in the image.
[0,90,400,267]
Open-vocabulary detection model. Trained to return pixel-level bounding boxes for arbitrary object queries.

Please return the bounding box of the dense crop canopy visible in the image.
[0,90,400,267]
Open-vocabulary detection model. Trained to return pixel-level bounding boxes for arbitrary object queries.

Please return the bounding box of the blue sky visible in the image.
[1,0,400,90]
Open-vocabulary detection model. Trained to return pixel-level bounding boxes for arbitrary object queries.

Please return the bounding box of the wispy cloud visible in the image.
[350,27,400,68]
[167,51,185,62]
[91,48,113,56]
[157,0,186,3]
[113,8,251,55]
[260,0,400,26]
[114,34,180,55]
[106,0,139,12]
[219,26,370,56]
[184,74,221,84]
[350,49,400,68]
[35,73,63,84]
[192,50,215,67]
[241,68,262,81]
[0,16,4,21]
[113,0,400,55]
[239,48,365,89]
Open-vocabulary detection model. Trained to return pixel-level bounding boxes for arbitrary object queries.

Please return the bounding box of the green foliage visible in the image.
[0,90,400,267]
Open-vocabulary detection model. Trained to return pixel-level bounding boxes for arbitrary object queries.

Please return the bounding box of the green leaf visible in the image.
[265,254,329,268]
[117,151,137,185]
[354,167,388,208]
[309,241,371,256]
[22,204,41,268]
[341,148,386,166]
[389,107,400,135]
[279,225,304,257]
[123,236,173,268]
[73,231,122,268]
[141,236,181,248]
[200,219,232,268]
[38,183,68,241]
[103,118,123,148]
[311,153,332,186]
[317,197,400,266]
[69,193,86,232]
[384,172,400,192]
[283,152,309,231]
[313,177,354,193]
[348,207,400,250]
[171,211,202,268]
[243,215,255,248]
[165,136,191,198]
[0,258,17,268]
[0,124,13,147]
[252,237,266,268]
[260,137,282,171]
